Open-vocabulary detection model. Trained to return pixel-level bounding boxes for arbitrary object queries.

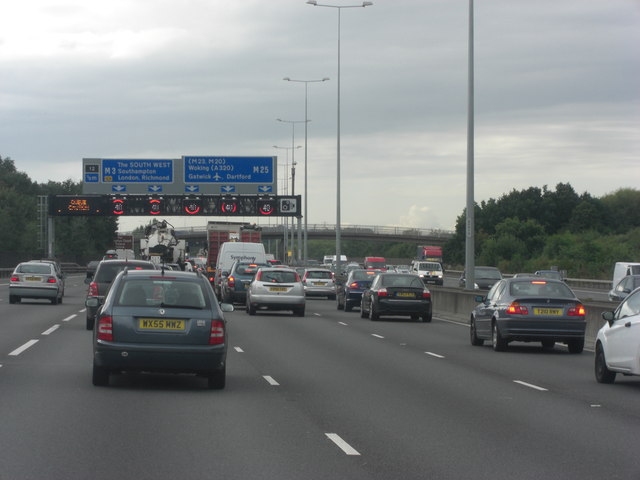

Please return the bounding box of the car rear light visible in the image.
[47,276,57,284]
[568,304,586,316]
[209,320,225,345]
[377,288,388,297]
[208,275,215,283]
[302,272,308,281]
[507,302,528,315]
[255,271,262,281]
[349,282,358,288]
[422,290,431,299]
[97,316,113,341]
[10,276,19,282]
[295,273,301,282]
[88,282,99,296]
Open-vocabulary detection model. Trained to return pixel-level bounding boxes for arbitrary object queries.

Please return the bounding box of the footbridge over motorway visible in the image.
[125,223,454,251]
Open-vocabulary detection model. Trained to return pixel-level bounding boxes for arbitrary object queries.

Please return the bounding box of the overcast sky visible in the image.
[1,0,638,233]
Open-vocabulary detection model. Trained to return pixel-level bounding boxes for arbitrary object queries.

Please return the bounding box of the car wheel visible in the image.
[247,302,256,316]
[345,303,353,312]
[9,295,17,304]
[491,321,507,351]
[470,318,484,346]
[295,307,305,317]
[411,314,420,321]
[541,339,555,350]
[369,303,379,321]
[567,338,584,354]
[51,296,59,305]
[595,345,616,384]
[86,316,95,330]
[360,302,368,318]
[423,312,432,323]
[92,364,110,386]
[207,368,226,390]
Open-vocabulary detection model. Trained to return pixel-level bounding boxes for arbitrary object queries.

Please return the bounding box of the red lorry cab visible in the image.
[364,256,387,271]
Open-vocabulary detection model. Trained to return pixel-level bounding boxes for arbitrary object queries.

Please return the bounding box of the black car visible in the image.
[459,266,503,290]
[470,277,586,353]
[85,259,156,330]
[90,269,232,389]
[220,261,268,304]
[360,273,432,322]
[336,269,376,312]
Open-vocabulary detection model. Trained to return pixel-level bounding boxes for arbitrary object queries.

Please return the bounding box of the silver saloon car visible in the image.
[10,261,65,304]
[246,267,306,316]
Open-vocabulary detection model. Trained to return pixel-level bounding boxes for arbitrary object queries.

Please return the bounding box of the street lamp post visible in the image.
[277,118,307,263]
[283,77,330,265]
[274,144,302,263]
[306,0,373,275]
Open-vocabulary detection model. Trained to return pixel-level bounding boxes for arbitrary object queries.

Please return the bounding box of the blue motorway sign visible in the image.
[183,156,274,184]
[101,159,173,183]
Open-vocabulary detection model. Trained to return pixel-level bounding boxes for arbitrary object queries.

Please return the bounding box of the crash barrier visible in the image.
[430,286,613,350]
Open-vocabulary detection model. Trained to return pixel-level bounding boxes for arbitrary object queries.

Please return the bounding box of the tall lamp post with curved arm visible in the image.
[306,0,373,274]
[277,118,307,262]
[274,144,302,263]
[283,77,330,265]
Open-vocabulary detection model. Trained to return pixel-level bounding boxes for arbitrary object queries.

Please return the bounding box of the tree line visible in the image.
[443,183,640,279]
[0,156,117,267]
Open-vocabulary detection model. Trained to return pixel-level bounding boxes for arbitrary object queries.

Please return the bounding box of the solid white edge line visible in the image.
[371,334,384,339]
[62,314,77,322]
[42,325,60,336]
[425,351,445,359]
[326,433,361,456]
[514,380,548,391]
[263,375,280,386]
[234,347,244,353]
[9,339,39,356]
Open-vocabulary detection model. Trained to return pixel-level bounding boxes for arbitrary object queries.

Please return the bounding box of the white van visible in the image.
[612,262,640,289]
[411,261,444,285]
[214,242,267,295]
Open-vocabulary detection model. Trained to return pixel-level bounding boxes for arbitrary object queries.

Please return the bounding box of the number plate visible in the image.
[315,282,327,286]
[533,308,563,316]
[139,318,185,330]
[396,292,415,298]
[25,276,42,282]
[269,287,287,292]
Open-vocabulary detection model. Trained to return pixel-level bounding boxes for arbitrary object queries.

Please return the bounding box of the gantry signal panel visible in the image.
[49,195,301,217]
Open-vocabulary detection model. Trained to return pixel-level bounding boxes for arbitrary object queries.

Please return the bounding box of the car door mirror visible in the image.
[602,310,615,326]
[220,303,234,313]
[474,295,486,303]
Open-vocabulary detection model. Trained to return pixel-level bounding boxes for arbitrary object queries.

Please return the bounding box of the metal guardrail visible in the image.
[122,223,455,239]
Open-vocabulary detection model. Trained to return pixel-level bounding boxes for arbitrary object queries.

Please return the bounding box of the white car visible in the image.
[595,287,640,383]
[246,267,305,316]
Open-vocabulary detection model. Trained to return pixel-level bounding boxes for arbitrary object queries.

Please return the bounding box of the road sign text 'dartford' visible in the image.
[184,156,274,184]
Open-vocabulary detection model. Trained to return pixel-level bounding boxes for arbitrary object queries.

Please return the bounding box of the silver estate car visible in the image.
[302,268,336,299]
[246,267,305,316]
[10,261,65,304]
[90,268,232,389]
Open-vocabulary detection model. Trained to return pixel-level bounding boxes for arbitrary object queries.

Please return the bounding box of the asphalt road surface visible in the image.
[0,276,638,480]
